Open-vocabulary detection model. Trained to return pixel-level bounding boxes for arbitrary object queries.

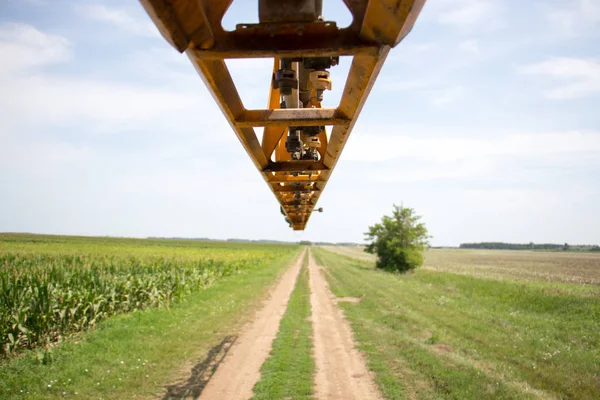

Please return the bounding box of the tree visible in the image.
[364,204,430,273]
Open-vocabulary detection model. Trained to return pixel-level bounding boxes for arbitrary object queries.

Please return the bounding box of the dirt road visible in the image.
[194,248,380,399]
[308,250,383,400]
[198,250,305,400]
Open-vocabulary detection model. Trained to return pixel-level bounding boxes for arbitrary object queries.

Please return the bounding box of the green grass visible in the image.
[252,251,315,400]
[0,236,300,399]
[313,247,600,400]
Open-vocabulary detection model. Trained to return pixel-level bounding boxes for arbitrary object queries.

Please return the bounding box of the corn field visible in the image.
[0,234,295,357]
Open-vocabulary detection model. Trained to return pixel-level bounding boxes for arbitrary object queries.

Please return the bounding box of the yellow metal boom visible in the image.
[140,0,426,230]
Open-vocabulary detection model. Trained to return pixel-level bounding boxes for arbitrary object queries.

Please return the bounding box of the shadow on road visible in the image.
[162,335,237,399]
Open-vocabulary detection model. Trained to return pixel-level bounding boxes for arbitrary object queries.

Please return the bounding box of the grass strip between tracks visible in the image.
[252,250,315,400]
[312,247,600,400]
[0,249,300,400]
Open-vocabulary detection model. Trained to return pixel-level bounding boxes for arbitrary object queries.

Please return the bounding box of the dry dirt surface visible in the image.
[322,245,376,262]
[308,250,382,400]
[198,250,305,400]
[323,246,600,285]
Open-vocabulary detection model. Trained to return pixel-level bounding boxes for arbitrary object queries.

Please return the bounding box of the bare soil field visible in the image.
[323,246,600,285]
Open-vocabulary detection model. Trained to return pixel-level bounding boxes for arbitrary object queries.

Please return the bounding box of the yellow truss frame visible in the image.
[140,0,426,230]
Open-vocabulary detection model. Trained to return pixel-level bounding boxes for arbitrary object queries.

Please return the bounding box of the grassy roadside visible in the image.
[252,251,314,400]
[0,249,300,399]
[312,248,600,400]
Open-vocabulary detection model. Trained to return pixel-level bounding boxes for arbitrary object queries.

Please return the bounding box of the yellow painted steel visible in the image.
[139,0,426,230]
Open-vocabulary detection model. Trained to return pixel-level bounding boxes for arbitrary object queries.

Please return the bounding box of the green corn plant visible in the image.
[0,241,291,357]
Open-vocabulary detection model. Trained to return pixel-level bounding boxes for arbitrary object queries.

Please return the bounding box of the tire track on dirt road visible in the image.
[308,249,383,400]
[197,249,305,400]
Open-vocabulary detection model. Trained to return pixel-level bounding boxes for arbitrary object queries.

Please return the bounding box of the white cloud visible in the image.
[378,79,430,93]
[377,80,467,107]
[458,39,478,54]
[546,0,600,37]
[428,0,503,31]
[226,58,274,109]
[341,130,600,183]
[76,4,159,37]
[440,3,494,26]
[431,85,465,106]
[345,130,600,163]
[2,74,203,131]
[0,22,217,136]
[0,140,93,177]
[519,58,600,99]
[13,0,49,4]
[367,157,494,183]
[0,22,71,74]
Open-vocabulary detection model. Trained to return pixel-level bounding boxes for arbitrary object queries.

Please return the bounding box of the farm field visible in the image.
[0,233,299,399]
[325,245,600,285]
[314,247,600,399]
[3,235,599,399]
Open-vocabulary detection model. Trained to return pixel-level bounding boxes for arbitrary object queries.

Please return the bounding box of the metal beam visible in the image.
[264,161,328,173]
[268,176,324,184]
[273,185,320,193]
[139,0,214,52]
[192,44,379,59]
[237,108,350,127]
[360,0,426,46]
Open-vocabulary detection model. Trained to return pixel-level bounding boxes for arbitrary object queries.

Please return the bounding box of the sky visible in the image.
[0,0,599,246]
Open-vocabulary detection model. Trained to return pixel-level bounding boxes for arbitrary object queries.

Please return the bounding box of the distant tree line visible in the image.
[460,242,600,252]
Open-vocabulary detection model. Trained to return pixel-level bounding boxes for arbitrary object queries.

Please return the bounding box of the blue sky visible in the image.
[1,0,599,245]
